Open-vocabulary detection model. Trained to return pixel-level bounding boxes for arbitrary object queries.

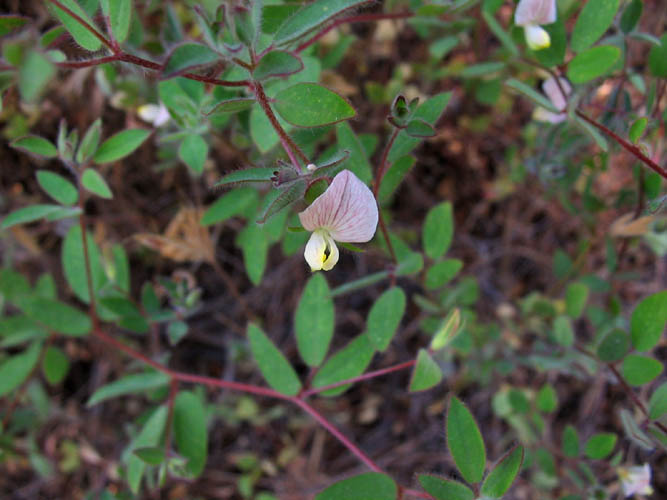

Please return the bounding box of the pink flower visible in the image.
[514,0,557,50]
[298,170,378,271]
[533,77,571,123]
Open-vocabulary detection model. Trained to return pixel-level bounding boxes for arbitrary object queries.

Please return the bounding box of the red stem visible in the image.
[575,110,667,180]
[301,359,416,397]
[296,12,415,53]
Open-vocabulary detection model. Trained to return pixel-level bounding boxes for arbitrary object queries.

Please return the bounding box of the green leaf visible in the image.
[46,0,102,51]
[36,171,78,206]
[562,425,580,458]
[0,15,29,36]
[584,432,617,459]
[622,355,663,386]
[82,169,113,199]
[0,341,42,397]
[18,296,91,336]
[125,406,167,494]
[76,118,102,163]
[405,118,435,137]
[481,445,524,498]
[201,188,258,225]
[100,0,131,43]
[553,315,574,346]
[257,180,307,223]
[565,282,588,318]
[620,0,643,33]
[388,92,451,163]
[132,447,165,466]
[162,43,220,77]
[87,372,170,406]
[649,383,667,420]
[425,258,463,290]
[178,134,208,174]
[247,323,301,396]
[377,155,416,204]
[236,224,269,286]
[409,349,443,392]
[274,0,369,45]
[94,129,151,164]
[629,117,648,144]
[571,0,620,52]
[18,50,56,103]
[204,97,256,116]
[574,114,609,151]
[648,34,667,77]
[42,346,69,385]
[596,328,629,362]
[367,287,406,352]
[62,224,108,304]
[11,135,58,158]
[505,78,559,113]
[423,201,454,260]
[253,50,303,80]
[273,83,355,127]
[295,273,334,366]
[418,475,474,500]
[336,122,373,184]
[173,391,208,477]
[1,204,62,229]
[214,168,274,187]
[630,291,667,351]
[536,384,558,413]
[532,17,567,67]
[567,46,621,84]
[447,396,486,484]
[312,333,375,396]
[315,472,397,500]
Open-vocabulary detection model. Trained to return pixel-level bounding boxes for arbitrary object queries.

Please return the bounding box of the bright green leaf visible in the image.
[173,391,208,477]
[312,333,375,396]
[201,188,258,225]
[648,34,667,77]
[274,83,355,127]
[430,309,462,351]
[629,117,648,144]
[42,346,69,385]
[447,396,486,483]
[649,383,667,420]
[409,349,443,392]
[94,129,151,164]
[18,51,56,103]
[622,355,663,386]
[18,296,91,336]
[565,282,588,318]
[178,134,208,174]
[62,224,108,304]
[11,135,58,158]
[630,291,667,351]
[0,341,42,397]
[315,472,397,500]
[571,0,620,52]
[100,0,131,43]
[425,258,463,290]
[620,0,643,33]
[36,171,78,206]
[87,372,170,406]
[553,315,575,347]
[133,446,165,466]
[567,46,621,84]
[82,169,113,199]
[46,0,102,51]
[423,201,454,260]
[295,273,334,366]
[562,425,580,458]
[1,204,62,229]
[418,475,474,500]
[367,287,406,352]
[125,406,167,494]
[584,433,617,459]
[236,223,268,286]
[536,384,558,413]
[481,445,524,498]
[247,323,301,396]
[76,118,102,164]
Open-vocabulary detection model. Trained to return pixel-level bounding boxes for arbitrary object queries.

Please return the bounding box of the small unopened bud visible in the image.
[306,163,317,171]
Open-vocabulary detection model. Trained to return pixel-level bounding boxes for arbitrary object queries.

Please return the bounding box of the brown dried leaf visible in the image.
[134,207,215,263]
[610,213,656,237]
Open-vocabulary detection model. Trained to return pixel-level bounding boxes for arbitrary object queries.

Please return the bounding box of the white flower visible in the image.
[618,464,653,497]
[298,170,378,271]
[137,102,170,127]
[515,0,557,50]
[533,76,571,124]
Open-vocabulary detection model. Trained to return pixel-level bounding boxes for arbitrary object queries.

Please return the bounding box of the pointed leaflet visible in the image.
[36,171,78,206]
[367,287,406,352]
[82,169,113,199]
[630,291,667,351]
[274,83,356,127]
[295,273,334,367]
[125,406,168,494]
[201,188,258,225]
[274,0,371,45]
[100,0,131,43]
[447,396,486,484]
[571,0,620,52]
[417,475,474,500]
[247,323,301,396]
[584,433,617,459]
[315,472,397,500]
[253,50,304,80]
[87,372,170,406]
[409,349,443,392]
[162,43,220,78]
[11,135,58,158]
[1,204,63,229]
[622,355,662,387]
[62,224,108,304]
[236,224,268,286]
[423,201,454,259]
[46,0,102,51]
[94,129,151,164]
[257,180,306,223]
[173,391,208,477]
[18,296,91,336]
[481,445,524,498]
[312,333,375,396]
[0,341,42,397]
[214,168,275,187]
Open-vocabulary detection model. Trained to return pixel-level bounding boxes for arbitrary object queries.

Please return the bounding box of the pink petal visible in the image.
[543,77,571,112]
[515,0,557,26]
[298,170,378,243]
